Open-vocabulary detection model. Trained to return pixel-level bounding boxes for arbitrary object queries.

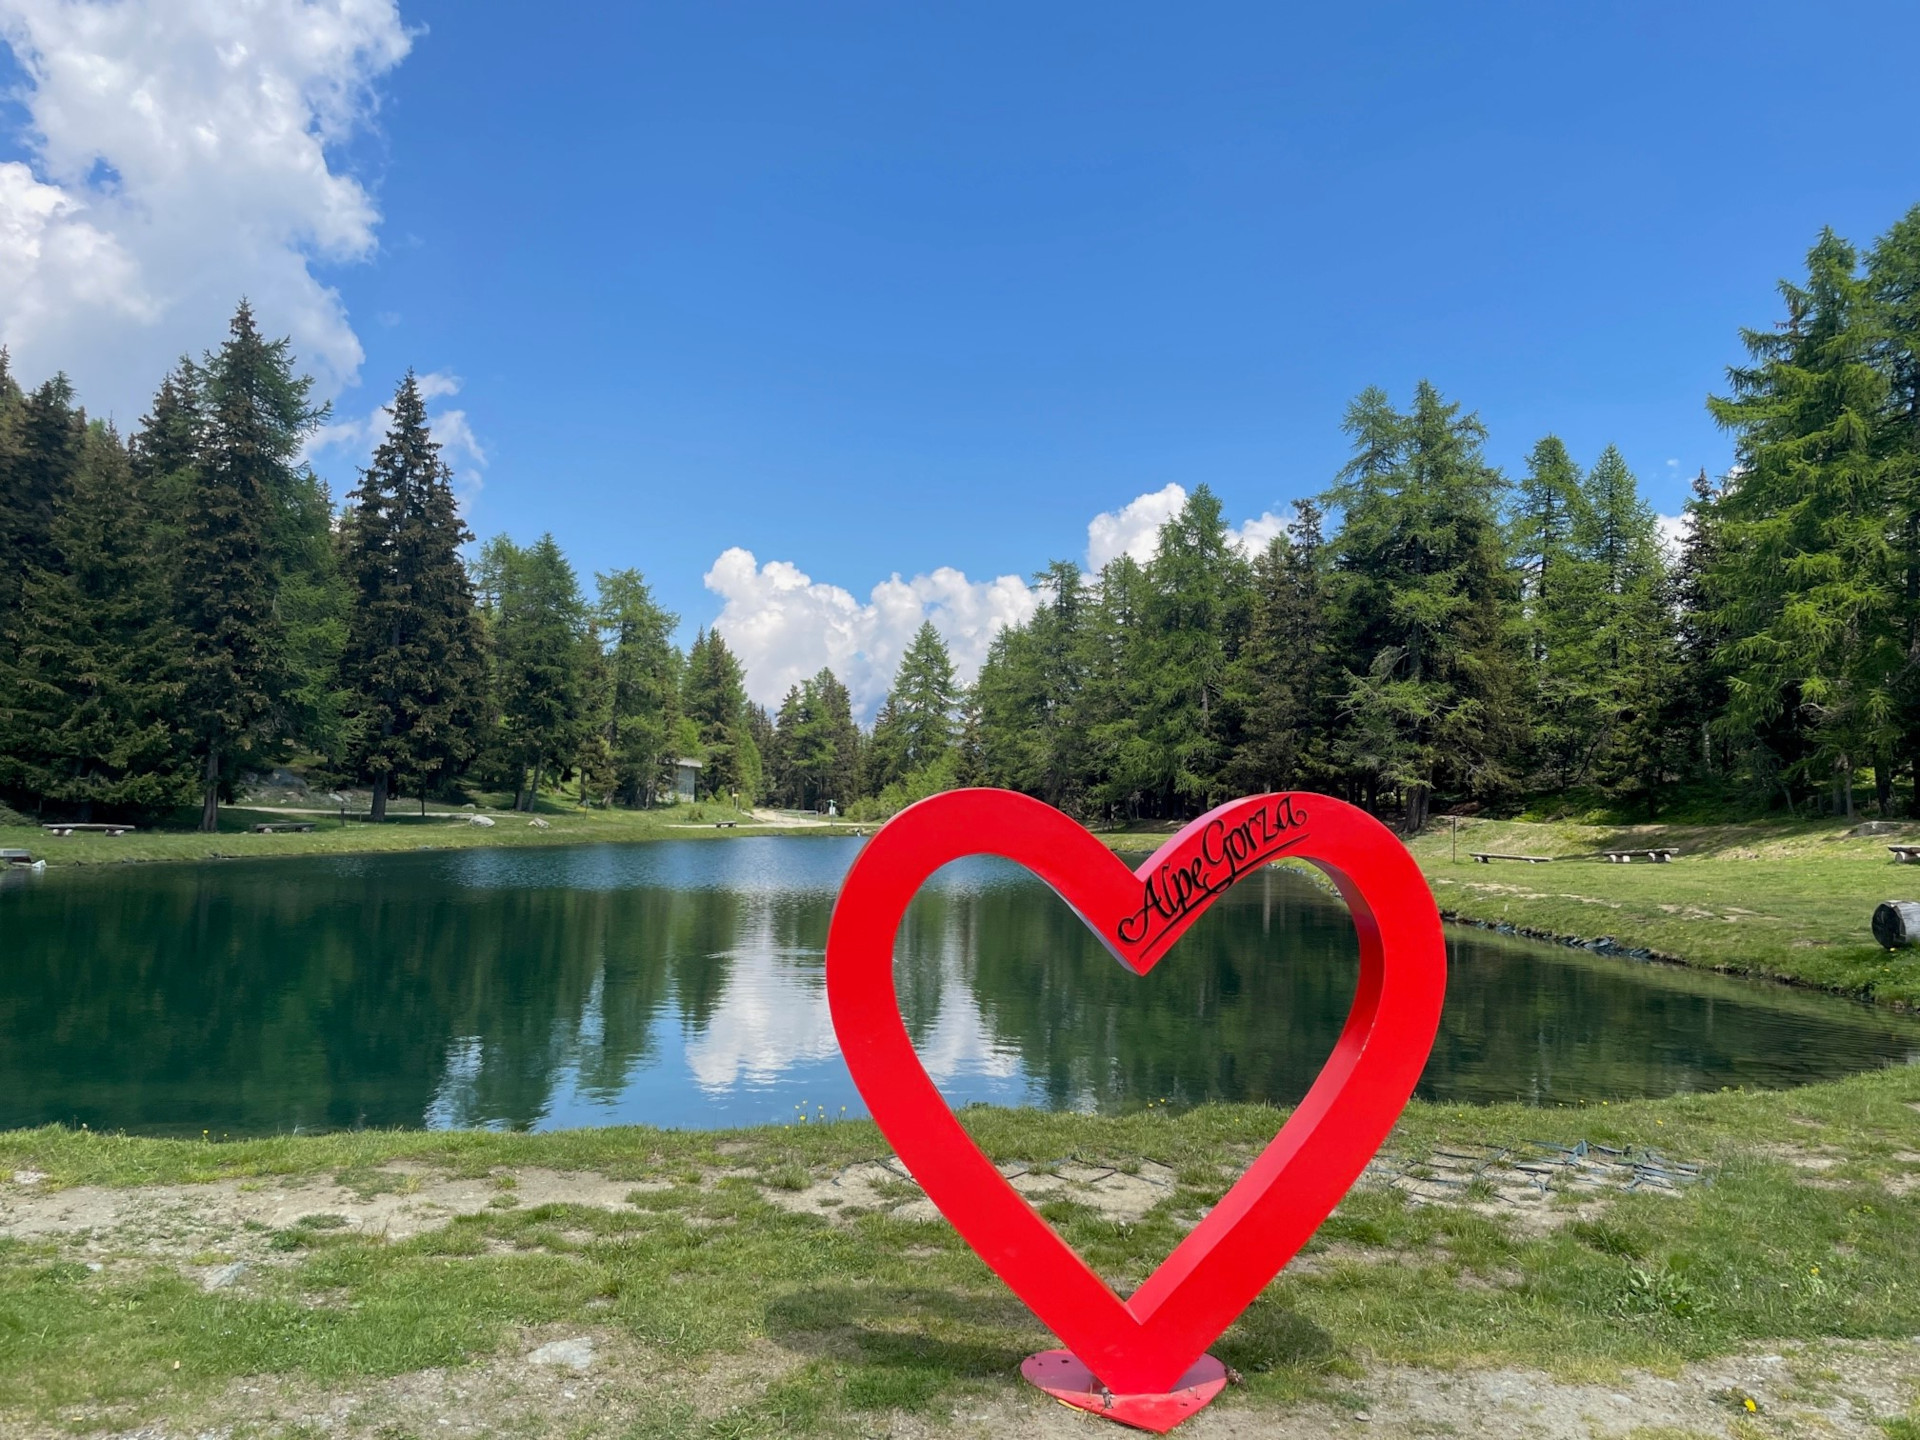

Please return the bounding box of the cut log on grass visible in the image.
[1871,900,1920,949]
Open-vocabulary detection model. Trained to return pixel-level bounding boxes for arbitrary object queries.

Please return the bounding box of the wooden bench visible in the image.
[1889,845,1920,864]
[1604,848,1679,864]
[1469,852,1553,864]
[713,821,738,829]
[250,822,315,834]
[1,849,38,867]
[42,822,132,837]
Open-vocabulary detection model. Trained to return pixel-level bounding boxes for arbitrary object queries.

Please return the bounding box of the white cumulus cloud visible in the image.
[1656,511,1689,557]
[704,548,1039,717]
[1085,482,1186,570]
[1231,510,1287,555]
[712,485,1306,718]
[0,0,410,420]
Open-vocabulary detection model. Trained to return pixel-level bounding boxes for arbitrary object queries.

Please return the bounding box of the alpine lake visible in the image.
[4,835,1917,1137]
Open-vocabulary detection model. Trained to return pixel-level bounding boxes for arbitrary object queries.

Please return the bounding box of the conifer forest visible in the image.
[5,208,1920,831]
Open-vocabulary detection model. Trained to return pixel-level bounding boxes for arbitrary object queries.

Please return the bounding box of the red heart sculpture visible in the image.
[826,789,1446,1398]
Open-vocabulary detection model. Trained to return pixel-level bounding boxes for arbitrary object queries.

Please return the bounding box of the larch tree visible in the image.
[483,533,592,811]
[1868,205,1920,806]
[681,628,756,803]
[593,567,681,806]
[890,621,959,775]
[1709,230,1899,817]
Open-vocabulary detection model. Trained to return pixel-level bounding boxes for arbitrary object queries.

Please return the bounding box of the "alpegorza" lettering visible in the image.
[1116,796,1310,949]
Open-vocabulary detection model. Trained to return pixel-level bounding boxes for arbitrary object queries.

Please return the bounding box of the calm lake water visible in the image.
[3,837,1917,1135]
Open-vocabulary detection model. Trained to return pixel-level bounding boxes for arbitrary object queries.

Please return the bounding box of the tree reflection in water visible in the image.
[2,840,1916,1135]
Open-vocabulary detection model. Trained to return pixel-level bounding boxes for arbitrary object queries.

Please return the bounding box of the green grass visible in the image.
[6,797,869,869]
[3,1065,1920,1433]
[1385,815,1920,1006]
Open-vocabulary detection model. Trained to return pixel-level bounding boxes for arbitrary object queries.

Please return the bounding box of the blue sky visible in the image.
[4,1,1919,711]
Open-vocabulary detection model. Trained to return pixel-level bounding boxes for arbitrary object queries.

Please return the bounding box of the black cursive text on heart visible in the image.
[1116,797,1310,951]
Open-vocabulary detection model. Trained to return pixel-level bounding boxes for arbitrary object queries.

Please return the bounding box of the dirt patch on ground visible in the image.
[762,1156,1180,1225]
[0,1165,662,1261]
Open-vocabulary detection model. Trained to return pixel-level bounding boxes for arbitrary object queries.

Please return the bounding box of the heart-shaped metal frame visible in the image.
[826,789,1447,1396]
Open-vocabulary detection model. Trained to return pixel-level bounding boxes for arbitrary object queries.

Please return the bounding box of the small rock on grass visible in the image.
[528,1337,595,1372]
[203,1261,247,1291]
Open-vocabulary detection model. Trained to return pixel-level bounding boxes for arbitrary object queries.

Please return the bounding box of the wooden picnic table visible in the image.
[42,822,132,837]
[1603,848,1679,863]
[250,822,316,834]
[1468,851,1553,864]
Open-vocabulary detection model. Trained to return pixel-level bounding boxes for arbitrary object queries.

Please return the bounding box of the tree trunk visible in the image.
[514,766,529,813]
[1877,758,1893,817]
[200,743,221,833]
[1841,756,1855,820]
[370,772,389,824]
[1874,900,1920,949]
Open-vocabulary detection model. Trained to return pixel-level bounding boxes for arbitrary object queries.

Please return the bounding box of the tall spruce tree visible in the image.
[178,302,326,831]
[0,372,85,639]
[0,423,190,815]
[338,374,486,821]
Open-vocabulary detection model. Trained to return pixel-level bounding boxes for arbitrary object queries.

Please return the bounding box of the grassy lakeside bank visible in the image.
[0,800,863,869]
[1394,817,1920,1008]
[3,1066,1920,1437]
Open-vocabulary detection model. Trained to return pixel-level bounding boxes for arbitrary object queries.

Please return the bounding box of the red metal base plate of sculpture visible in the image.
[1021,1350,1229,1433]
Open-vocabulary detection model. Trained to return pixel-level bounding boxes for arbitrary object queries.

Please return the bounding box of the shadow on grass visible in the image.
[764,1276,1342,1416]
